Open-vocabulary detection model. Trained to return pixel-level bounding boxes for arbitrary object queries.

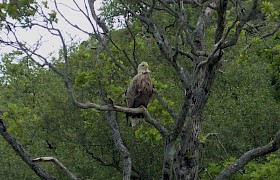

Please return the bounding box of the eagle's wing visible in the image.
[126,73,153,107]
[126,72,153,126]
[126,75,139,108]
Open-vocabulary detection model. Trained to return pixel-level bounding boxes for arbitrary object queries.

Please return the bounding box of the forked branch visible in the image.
[33,157,77,180]
[0,119,56,180]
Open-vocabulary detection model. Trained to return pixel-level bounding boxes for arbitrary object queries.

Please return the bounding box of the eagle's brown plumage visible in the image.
[126,62,153,126]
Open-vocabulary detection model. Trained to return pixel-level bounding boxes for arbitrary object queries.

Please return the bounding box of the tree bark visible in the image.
[162,135,176,179]
[174,115,202,180]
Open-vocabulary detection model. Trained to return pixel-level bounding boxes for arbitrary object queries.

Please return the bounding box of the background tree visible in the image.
[0,0,280,179]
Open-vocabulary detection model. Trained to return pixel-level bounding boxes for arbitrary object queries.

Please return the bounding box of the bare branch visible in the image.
[87,0,132,77]
[158,0,179,17]
[88,0,109,34]
[68,95,169,137]
[120,0,154,27]
[0,120,56,180]
[54,0,93,35]
[221,0,260,49]
[153,89,178,121]
[83,0,91,17]
[32,157,77,180]
[170,95,190,142]
[193,0,216,52]
[262,21,280,39]
[98,76,132,180]
[215,130,280,180]
[215,0,229,43]
[205,133,229,159]
[197,18,238,69]
[142,107,169,137]
[125,19,138,70]
[85,148,120,169]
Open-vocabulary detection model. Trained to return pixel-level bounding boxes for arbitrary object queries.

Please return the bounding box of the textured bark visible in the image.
[162,136,176,179]
[106,110,132,180]
[174,116,202,180]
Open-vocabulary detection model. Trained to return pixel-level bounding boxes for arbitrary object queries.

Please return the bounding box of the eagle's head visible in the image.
[138,61,150,74]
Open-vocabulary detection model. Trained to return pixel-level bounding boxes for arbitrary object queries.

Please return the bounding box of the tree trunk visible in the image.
[173,114,202,180]
[172,53,221,179]
[162,136,176,179]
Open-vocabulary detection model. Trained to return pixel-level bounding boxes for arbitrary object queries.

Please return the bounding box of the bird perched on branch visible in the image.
[126,62,153,126]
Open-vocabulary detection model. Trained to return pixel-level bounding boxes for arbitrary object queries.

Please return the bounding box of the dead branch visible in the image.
[215,130,280,180]
[153,89,178,121]
[99,75,132,180]
[221,0,260,49]
[32,157,77,180]
[0,119,56,180]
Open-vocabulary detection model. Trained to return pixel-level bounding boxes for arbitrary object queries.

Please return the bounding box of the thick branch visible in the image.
[106,110,132,180]
[197,18,238,69]
[63,72,167,136]
[32,157,77,180]
[221,0,260,49]
[215,130,280,180]
[0,120,56,180]
[170,95,190,142]
[98,75,132,180]
[215,0,228,43]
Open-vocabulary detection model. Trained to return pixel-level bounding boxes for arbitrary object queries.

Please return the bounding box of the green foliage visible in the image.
[203,31,280,165]
[204,60,280,160]
[255,35,280,100]
[1,0,280,179]
[48,10,58,23]
[261,1,280,21]
[0,0,37,26]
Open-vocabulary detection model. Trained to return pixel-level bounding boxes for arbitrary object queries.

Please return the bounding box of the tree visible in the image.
[0,0,280,179]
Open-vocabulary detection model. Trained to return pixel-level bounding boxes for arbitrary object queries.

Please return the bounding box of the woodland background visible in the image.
[0,0,280,179]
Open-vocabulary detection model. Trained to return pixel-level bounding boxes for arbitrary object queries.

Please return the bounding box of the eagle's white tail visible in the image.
[130,118,140,127]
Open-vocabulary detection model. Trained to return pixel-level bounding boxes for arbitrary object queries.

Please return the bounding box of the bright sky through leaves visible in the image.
[0,0,102,58]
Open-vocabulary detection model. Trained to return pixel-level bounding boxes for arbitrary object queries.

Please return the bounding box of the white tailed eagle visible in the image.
[126,62,153,126]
